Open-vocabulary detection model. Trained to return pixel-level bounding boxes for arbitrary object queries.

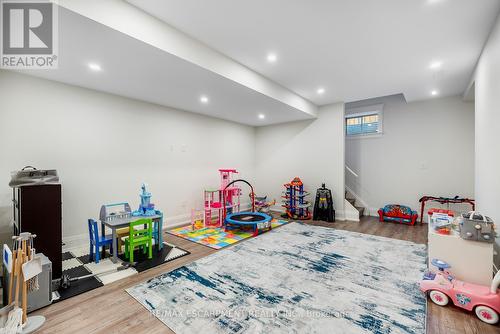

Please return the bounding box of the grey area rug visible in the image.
[127,223,427,334]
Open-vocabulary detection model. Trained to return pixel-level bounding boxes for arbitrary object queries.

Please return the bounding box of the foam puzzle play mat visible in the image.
[168,219,290,249]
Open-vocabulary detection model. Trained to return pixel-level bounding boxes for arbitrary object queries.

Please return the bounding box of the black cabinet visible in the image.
[13,184,62,278]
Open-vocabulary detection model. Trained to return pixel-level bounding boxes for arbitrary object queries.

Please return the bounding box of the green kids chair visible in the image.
[124,218,153,263]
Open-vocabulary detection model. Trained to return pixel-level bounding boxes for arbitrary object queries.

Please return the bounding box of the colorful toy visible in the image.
[254,195,276,213]
[203,189,223,227]
[225,212,273,236]
[202,169,273,236]
[429,212,454,235]
[191,208,204,231]
[427,208,454,226]
[204,169,241,227]
[420,259,500,324]
[222,178,273,236]
[281,177,312,220]
[377,204,418,225]
[132,183,156,216]
[429,210,455,235]
[169,219,290,249]
[313,183,335,222]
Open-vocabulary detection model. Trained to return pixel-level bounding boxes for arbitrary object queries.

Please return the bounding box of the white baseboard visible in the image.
[270,206,350,222]
[343,211,359,222]
[336,210,348,221]
[344,199,360,222]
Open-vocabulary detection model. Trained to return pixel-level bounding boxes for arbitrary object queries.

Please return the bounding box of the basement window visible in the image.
[345,104,383,137]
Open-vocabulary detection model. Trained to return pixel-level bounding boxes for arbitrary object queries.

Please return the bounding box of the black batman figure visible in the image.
[313,183,335,222]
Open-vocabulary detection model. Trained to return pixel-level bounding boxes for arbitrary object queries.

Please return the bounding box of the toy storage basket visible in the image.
[459,211,495,243]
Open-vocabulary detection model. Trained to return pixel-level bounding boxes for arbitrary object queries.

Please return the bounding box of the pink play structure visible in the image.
[203,169,241,228]
[420,259,500,324]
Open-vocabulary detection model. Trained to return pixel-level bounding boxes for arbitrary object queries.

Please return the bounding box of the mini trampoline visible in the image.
[225,212,273,236]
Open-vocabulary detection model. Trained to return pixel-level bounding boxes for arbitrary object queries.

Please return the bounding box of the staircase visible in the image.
[345,190,365,218]
[345,165,366,219]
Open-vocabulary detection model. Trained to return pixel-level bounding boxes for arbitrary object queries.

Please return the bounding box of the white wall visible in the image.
[345,95,475,216]
[254,103,346,219]
[0,70,255,239]
[473,13,500,253]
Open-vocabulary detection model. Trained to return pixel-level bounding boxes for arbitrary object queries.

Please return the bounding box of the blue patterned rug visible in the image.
[127,223,427,334]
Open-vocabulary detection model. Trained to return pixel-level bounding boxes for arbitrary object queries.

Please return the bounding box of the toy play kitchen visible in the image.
[421,259,500,325]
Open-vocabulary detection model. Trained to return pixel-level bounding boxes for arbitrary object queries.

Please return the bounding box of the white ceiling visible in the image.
[21,6,313,126]
[128,0,500,104]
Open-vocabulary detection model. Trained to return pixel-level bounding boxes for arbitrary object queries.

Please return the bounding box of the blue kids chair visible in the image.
[88,219,113,263]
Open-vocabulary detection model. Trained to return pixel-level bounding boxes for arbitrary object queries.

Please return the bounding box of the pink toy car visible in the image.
[420,259,500,324]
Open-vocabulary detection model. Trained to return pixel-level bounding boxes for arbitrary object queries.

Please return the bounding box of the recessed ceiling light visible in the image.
[431,90,439,96]
[429,61,442,70]
[266,53,277,63]
[317,87,325,95]
[200,95,209,104]
[258,114,266,120]
[88,63,102,71]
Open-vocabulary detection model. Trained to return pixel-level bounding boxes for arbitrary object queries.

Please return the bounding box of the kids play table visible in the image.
[101,214,163,263]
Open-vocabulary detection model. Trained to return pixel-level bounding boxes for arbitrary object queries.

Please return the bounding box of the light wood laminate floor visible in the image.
[34,216,500,334]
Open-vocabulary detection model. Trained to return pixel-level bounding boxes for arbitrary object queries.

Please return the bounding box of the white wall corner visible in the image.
[463,81,475,102]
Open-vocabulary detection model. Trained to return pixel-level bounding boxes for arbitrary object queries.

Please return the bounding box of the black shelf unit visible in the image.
[12,184,62,278]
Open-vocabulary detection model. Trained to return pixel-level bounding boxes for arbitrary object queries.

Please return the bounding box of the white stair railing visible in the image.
[345,165,359,178]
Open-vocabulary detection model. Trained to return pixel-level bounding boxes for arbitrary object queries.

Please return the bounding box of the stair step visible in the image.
[355,206,365,217]
[347,198,356,205]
